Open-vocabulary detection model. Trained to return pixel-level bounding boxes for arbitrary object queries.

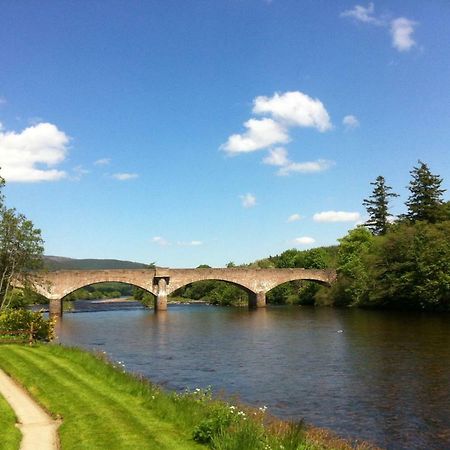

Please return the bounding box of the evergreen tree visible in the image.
[363,176,398,235]
[405,161,446,223]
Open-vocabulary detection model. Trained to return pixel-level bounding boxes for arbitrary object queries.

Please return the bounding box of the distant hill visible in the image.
[43,256,149,271]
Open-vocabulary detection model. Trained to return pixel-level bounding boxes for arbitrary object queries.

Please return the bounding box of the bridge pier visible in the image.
[155,278,168,311]
[249,291,266,309]
[49,298,62,318]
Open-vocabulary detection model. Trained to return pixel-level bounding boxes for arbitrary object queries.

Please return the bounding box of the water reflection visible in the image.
[57,305,450,450]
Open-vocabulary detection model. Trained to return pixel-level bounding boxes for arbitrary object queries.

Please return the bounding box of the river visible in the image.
[56,303,450,449]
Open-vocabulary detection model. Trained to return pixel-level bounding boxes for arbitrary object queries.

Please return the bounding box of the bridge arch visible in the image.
[170,278,255,307]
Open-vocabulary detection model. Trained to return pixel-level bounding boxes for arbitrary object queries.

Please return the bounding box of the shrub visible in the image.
[0,309,55,341]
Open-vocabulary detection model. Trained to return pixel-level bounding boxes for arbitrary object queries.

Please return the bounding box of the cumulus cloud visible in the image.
[221,118,289,154]
[313,211,361,223]
[0,122,69,182]
[262,147,289,166]
[293,236,315,245]
[152,236,170,246]
[240,193,257,208]
[287,213,301,223]
[277,159,334,176]
[340,2,383,25]
[112,172,139,181]
[94,158,111,166]
[222,90,334,176]
[253,91,332,132]
[343,115,360,130]
[390,17,417,52]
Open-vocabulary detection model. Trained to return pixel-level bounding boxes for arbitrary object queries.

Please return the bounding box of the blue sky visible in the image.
[0,1,449,267]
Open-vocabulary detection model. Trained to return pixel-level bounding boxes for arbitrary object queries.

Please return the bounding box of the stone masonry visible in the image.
[32,267,336,317]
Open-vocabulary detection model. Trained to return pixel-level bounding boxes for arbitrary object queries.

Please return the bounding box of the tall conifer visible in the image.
[405,161,445,223]
[363,176,398,235]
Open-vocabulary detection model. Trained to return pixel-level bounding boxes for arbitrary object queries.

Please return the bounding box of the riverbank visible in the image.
[0,344,378,450]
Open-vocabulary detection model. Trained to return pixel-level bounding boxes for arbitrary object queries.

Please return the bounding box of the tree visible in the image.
[335,227,374,306]
[363,175,398,235]
[404,161,446,223]
[0,175,44,310]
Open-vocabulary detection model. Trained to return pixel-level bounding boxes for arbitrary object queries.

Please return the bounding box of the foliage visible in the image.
[404,160,446,223]
[333,227,374,306]
[368,221,450,310]
[363,175,398,235]
[323,220,450,311]
[0,175,44,310]
[3,288,47,309]
[174,280,248,306]
[64,282,134,302]
[132,286,155,307]
[0,309,54,341]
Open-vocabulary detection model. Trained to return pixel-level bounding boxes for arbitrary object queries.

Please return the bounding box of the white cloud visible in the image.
[262,147,289,166]
[221,118,289,154]
[293,236,315,245]
[0,97,6,106]
[112,172,138,181]
[152,236,170,246]
[0,122,69,182]
[287,213,301,223]
[94,158,110,166]
[277,159,334,176]
[240,193,257,208]
[313,211,361,223]
[340,2,383,25]
[390,17,417,52]
[343,115,360,130]
[341,5,418,53]
[177,240,203,247]
[253,91,332,132]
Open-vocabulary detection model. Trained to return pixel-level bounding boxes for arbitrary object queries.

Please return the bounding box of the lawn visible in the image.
[0,390,21,450]
[0,345,203,450]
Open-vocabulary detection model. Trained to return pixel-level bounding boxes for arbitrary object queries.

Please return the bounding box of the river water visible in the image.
[56,303,450,449]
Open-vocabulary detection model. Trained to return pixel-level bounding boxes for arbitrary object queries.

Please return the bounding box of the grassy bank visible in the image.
[0,390,21,450]
[0,345,378,450]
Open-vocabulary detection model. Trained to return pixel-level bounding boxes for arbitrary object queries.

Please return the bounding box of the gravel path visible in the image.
[0,368,59,450]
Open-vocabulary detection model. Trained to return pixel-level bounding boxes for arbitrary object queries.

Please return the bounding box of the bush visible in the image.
[0,309,55,341]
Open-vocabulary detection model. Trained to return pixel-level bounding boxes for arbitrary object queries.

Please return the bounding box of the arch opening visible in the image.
[266,279,330,306]
[60,282,156,313]
[171,279,252,307]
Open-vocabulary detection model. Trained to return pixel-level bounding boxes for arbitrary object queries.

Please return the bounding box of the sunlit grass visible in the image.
[0,391,21,450]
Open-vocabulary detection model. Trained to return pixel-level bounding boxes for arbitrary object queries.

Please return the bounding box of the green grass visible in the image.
[0,345,204,450]
[0,345,378,450]
[0,390,21,450]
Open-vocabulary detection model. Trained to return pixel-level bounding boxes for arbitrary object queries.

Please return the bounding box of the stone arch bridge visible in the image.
[33,267,336,317]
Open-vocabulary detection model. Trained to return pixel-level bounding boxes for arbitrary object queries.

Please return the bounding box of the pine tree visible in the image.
[405,161,446,223]
[363,175,398,235]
